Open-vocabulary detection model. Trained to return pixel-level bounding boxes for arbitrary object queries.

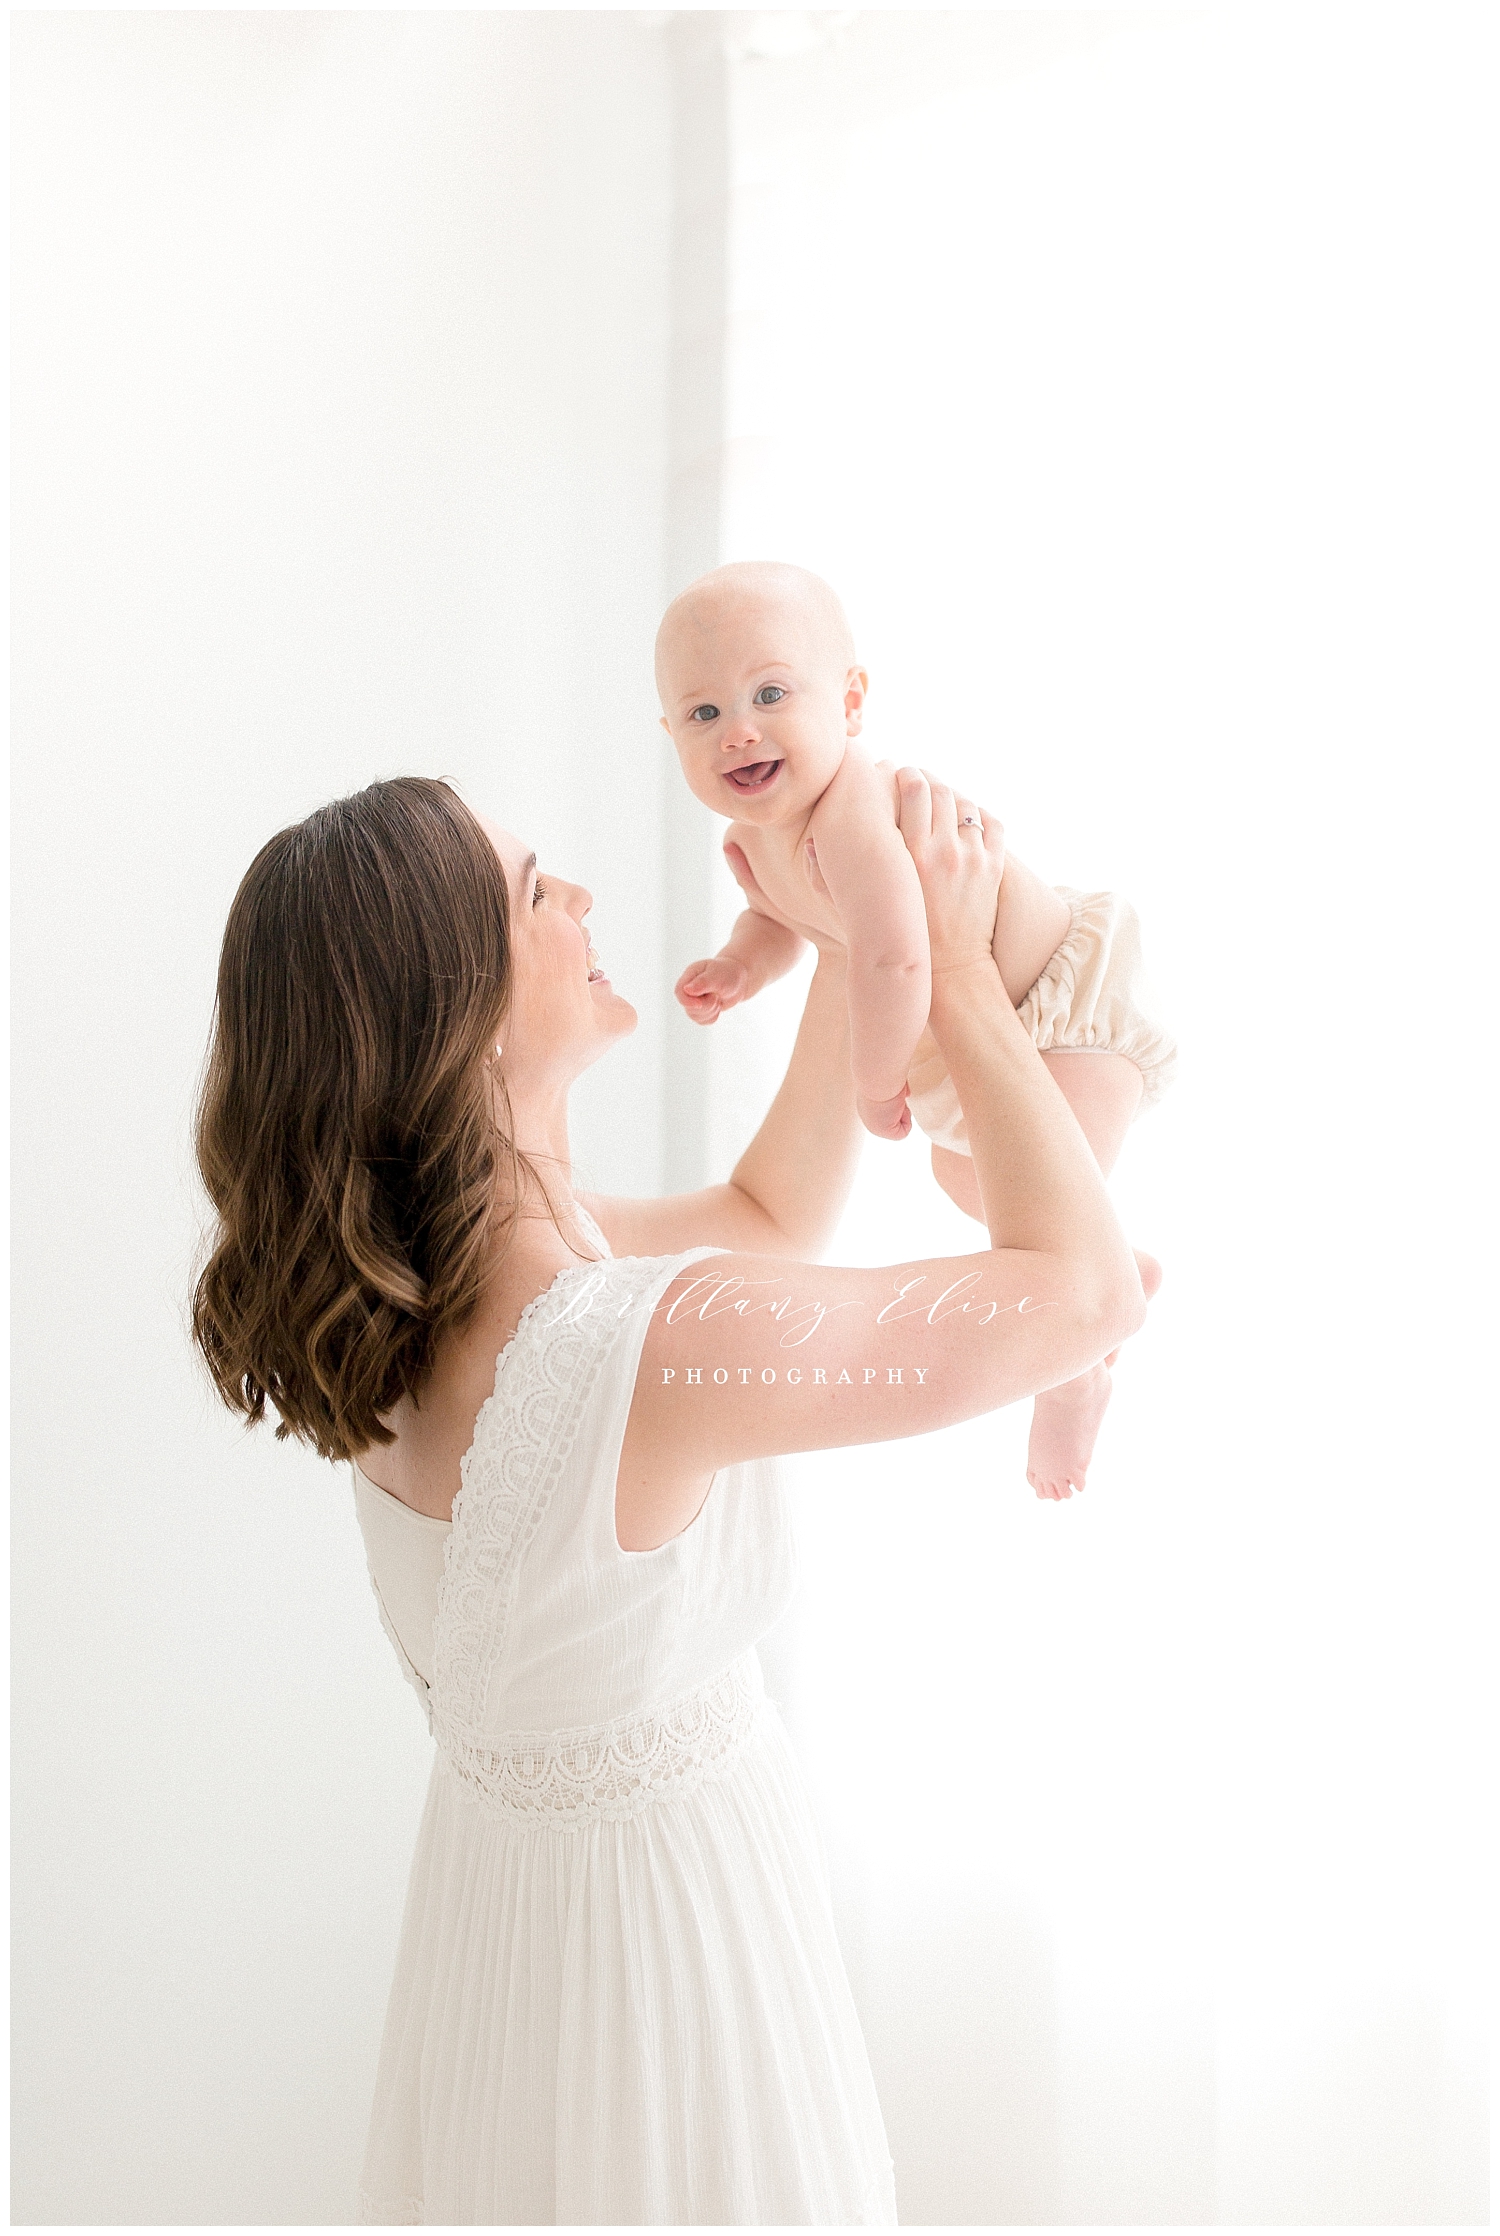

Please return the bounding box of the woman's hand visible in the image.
[892,766,1005,977]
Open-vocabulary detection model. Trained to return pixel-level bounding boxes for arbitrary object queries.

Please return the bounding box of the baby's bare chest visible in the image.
[731,759,903,942]
[733,824,843,941]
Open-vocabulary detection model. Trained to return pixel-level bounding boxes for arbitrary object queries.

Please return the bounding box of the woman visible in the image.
[192,772,1146,2225]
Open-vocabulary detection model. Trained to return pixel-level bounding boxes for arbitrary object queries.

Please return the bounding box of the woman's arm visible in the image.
[583,943,863,1260]
[932,1051,1145,1219]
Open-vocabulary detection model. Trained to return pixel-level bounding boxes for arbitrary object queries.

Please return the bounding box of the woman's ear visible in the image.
[844,666,870,735]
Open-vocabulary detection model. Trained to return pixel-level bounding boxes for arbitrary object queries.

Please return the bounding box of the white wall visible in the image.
[712,9,1493,2225]
[11,14,672,2222]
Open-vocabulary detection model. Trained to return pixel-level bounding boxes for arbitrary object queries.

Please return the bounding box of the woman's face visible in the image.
[476,812,636,1095]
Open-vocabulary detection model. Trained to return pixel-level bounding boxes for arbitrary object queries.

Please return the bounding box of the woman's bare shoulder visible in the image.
[355,1237,583,1516]
[579,1185,790,1262]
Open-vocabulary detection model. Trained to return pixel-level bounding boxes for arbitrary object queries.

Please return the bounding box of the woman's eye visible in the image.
[689,704,720,724]
[754,685,785,705]
[532,878,549,908]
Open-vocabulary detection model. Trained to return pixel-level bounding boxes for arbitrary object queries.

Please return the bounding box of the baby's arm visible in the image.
[674,844,808,1025]
[806,761,931,1138]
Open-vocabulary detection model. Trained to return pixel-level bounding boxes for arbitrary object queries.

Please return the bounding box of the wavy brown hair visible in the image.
[192,776,552,1463]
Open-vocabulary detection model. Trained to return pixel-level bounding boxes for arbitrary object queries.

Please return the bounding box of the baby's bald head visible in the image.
[655,561,856,702]
[655,561,865,819]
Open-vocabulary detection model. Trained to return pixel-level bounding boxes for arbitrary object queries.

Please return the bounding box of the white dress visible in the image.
[352,1208,898,2226]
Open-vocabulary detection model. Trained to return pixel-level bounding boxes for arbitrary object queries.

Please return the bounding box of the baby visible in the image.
[656,561,1176,1502]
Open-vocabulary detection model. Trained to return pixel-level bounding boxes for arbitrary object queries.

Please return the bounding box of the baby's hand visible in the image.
[675,955,752,1025]
[856,1086,913,1141]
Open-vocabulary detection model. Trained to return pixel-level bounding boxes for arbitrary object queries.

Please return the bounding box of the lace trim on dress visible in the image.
[431,1249,729,1744]
[432,1650,767,1828]
[432,1261,630,1738]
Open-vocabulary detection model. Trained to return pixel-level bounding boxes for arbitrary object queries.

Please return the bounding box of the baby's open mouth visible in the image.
[724,760,782,795]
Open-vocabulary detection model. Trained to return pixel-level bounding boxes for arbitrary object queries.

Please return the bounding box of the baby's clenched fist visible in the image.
[674,955,752,1025]
[856,1087,913,1141]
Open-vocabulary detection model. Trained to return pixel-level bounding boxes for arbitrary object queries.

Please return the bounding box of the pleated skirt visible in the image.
[357,1697,897,2226]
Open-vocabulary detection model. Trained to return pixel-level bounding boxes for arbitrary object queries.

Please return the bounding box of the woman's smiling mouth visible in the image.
[724,760,782,795]
[580,919,608,984]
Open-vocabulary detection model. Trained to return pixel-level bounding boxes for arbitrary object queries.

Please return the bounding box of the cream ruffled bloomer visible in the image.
[906,885,1178,1158]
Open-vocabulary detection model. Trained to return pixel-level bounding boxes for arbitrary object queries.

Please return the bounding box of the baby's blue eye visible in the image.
[690,704,719,723]
[754,685,785,705]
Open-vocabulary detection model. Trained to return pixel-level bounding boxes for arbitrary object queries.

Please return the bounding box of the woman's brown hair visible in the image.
[192,776,549,1463]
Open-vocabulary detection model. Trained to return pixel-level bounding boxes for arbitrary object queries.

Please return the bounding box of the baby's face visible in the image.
[657,588,865,825]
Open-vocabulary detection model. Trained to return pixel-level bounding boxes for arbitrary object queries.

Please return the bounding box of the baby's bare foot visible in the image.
[1027,1362,1113,1501]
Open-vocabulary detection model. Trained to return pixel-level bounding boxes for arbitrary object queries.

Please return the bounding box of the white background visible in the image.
[709,12,1494,2222]
[11,8,1494,2225]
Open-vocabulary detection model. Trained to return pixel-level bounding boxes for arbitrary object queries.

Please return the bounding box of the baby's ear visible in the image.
[659,715,671,734]
[844,665,870,735]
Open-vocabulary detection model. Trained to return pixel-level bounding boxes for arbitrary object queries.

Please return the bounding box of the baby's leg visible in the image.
[989,851,1075,1007]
